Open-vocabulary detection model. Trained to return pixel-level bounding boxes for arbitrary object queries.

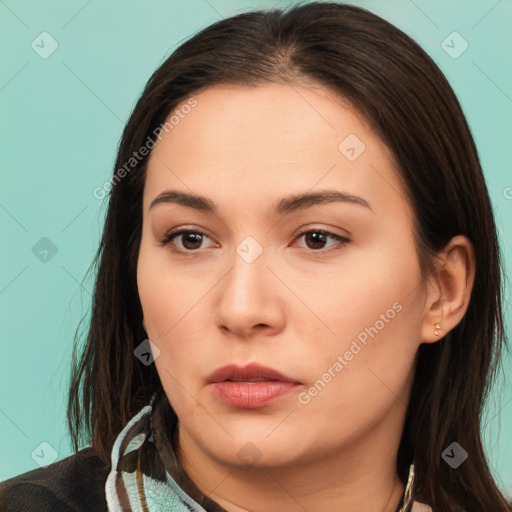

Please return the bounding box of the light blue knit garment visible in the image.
[105,402,207,512]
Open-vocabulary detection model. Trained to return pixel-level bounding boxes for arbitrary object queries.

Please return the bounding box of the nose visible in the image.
[213,243,285,338]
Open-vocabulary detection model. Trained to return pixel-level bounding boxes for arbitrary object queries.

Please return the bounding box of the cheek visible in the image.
[137,240,196,339]
[295,302,419,446]
[137,254,200,413]
[298,239,422,348]
[137,255,171,339]
[137,242,210,382]
[294,241,423,406]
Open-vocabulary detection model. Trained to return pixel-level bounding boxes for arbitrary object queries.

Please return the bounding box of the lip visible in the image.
[207,362,299,384]
[207,363,301,409]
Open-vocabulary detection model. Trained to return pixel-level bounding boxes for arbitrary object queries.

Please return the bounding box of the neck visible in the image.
[176,419,406,512]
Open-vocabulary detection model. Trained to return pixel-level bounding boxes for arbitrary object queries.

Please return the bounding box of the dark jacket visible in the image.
[0,447,110,512]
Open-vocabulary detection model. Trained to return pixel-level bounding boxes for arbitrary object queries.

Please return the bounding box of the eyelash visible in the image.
[159,228,350,255]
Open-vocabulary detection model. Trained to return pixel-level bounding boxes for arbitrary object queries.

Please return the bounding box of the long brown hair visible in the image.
[67,2,510,510]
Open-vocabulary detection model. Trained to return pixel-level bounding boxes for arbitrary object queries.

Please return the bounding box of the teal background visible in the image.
[1,0,511,495]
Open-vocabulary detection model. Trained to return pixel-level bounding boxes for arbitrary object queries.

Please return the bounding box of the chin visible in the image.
[195,426,320,469]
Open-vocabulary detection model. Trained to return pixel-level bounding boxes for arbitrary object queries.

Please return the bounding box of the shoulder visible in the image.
[0,446,111,512]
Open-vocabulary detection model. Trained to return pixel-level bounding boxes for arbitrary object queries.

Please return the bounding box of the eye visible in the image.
[159,229,216,254]
[293,229,350,252]
[159,228,350,255]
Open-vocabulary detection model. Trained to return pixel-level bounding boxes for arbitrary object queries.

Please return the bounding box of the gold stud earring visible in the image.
[434,323,442,336]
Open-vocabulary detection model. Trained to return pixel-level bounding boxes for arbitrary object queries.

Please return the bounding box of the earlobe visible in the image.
[420,235,475,344]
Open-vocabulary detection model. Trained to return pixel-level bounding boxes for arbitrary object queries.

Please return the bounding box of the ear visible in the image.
[420,235,475,343]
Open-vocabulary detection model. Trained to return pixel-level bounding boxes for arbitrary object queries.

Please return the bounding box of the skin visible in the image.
[137,82,475,512]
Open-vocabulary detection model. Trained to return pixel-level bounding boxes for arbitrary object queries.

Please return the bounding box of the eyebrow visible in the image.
[149,189,373,215]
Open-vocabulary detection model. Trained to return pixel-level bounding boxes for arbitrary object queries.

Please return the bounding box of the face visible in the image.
[137,82,428,470]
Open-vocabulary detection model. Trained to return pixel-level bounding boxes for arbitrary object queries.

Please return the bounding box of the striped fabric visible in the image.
[105,393,208,511]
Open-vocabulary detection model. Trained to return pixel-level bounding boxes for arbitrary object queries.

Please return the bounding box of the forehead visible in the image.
[143,83,406,218]
[149,82,379,163]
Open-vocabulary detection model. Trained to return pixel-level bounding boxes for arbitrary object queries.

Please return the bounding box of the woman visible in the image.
[1,2,510,511]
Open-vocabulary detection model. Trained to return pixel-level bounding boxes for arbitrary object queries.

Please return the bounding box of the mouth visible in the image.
[207,362,302,409]
[207,362,300,384]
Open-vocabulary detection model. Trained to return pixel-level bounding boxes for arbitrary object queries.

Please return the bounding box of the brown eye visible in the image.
[303,231,329,250]
[160,229,214,253]
[160,228,349,255]
[176,232,204,250]
[295,229,350,252]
